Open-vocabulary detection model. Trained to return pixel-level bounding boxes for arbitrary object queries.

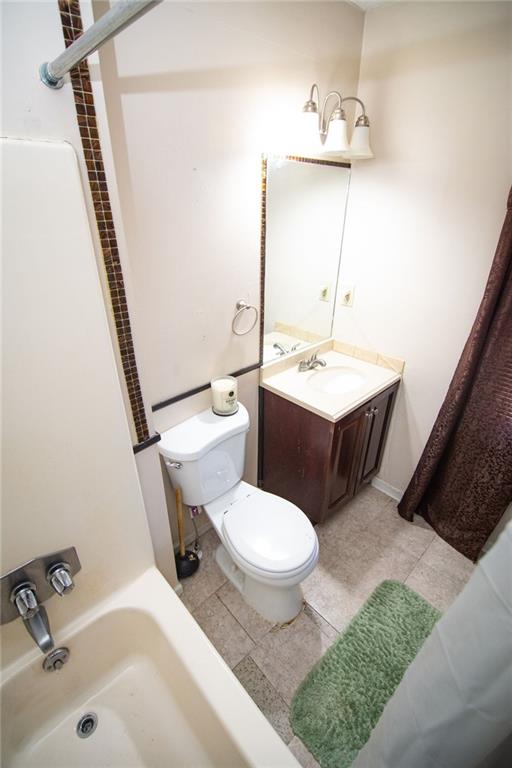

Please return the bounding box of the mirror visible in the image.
[261,156,351,363]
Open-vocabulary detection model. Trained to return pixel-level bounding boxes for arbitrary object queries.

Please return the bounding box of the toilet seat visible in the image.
[221,488,318,579]
[223,537,319,585]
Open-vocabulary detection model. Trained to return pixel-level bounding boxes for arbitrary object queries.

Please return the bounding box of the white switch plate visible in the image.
[340,284,354,307]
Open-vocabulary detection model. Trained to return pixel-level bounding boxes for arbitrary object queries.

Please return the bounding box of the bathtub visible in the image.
[1,568,299,767]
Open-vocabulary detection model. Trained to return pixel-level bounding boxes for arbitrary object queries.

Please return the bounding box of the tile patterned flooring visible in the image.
[180,486,475,767]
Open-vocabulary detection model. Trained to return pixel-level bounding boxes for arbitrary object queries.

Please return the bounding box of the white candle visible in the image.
[211,376,238,416]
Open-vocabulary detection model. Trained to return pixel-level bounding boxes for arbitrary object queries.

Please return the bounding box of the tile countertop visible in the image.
[260,349,401,422]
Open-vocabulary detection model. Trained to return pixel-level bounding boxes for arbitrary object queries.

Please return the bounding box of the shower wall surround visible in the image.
[2,136,155,667]
[57,0,150,448]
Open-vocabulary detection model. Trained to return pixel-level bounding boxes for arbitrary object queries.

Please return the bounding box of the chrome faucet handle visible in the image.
[11,582,39,619]
[298,351,324,371]
[47,563,74,596]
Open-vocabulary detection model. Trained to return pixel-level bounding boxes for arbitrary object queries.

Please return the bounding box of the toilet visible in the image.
[159,403,319,623]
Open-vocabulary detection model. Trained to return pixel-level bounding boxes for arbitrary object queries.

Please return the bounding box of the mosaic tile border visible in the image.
[268,155,352,168]
[259,155,268,366]
[58,0,150,445]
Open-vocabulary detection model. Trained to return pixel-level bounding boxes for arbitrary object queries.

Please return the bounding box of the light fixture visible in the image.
[300,84,373,160]
[347,112,374,160]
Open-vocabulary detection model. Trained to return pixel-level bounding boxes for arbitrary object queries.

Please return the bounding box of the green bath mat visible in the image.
[290,580,440,768]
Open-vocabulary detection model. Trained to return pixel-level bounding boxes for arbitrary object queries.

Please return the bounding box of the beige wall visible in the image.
[1,1,131,430]
[1,2,82,161]
[333,1,512,495]
[0,0,177,628]
[97,1,364,539]
[98,0,364,408]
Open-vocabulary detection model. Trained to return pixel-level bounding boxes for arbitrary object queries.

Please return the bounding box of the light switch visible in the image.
[319,285,330,302]
[340,284,354,307]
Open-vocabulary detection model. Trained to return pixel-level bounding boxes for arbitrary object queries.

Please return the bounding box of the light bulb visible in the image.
[298,110,321,156]
[348,118,373,159]
[322,113,349,156]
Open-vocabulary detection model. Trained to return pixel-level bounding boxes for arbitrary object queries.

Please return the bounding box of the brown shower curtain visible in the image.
[398,187,512,562]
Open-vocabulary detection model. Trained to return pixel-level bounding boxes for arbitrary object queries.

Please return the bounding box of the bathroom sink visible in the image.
[261,349,402,422]
[307,366,366,395]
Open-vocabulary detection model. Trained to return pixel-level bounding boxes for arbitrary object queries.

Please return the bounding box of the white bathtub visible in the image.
[1,568,299,767]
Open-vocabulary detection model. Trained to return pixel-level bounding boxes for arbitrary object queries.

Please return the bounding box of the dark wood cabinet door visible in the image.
[261,389,334,523]
[357,384,398,488]
[327,405,366,511]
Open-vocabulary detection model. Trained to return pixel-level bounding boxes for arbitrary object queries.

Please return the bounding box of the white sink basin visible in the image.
[308,365,366,395]
[261,349,401,422]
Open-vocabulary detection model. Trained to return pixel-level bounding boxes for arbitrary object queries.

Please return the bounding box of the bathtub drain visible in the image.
[76,712,98,739]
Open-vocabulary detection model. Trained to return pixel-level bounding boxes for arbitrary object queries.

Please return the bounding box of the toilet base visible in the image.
[215,544,304,624]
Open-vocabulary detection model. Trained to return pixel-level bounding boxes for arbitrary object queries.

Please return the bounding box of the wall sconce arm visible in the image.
[320,91,344,135]
[341,96,370,125]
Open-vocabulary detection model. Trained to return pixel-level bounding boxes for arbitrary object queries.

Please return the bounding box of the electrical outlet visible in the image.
[340,284,355,307]
[319,285,330,302]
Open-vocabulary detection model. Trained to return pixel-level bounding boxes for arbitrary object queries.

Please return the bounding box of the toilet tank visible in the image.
[159,403,250,506]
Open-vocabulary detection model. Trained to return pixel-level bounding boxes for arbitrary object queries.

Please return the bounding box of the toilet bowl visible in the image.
[159,403,318,623]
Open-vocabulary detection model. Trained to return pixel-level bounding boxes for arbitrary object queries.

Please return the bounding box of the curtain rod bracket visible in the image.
[39,62,64,90]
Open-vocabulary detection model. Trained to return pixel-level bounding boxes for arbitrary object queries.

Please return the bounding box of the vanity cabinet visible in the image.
[260,382,399,524]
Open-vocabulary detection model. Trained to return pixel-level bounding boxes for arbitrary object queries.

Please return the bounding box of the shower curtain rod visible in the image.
[40,0,162,89]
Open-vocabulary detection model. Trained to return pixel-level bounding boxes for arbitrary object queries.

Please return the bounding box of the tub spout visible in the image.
[23,605,54,653]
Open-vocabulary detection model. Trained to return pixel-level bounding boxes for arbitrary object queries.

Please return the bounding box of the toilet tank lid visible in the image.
[159,402,250,462]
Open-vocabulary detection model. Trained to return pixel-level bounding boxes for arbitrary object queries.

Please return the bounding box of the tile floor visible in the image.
[180,486,475,767]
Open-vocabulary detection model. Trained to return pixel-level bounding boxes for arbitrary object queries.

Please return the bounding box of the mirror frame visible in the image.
[259,154,351,366]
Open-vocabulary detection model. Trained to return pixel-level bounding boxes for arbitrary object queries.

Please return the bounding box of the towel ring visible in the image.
[232,300,259,336]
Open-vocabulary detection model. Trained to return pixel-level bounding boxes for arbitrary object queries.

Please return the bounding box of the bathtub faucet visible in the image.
[0,547,81,655]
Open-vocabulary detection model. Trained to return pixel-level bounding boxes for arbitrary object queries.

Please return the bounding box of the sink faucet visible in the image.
[273,342,288,356]
[10,582,54,653]
[273,342,302,357]
[298,352,327,371]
